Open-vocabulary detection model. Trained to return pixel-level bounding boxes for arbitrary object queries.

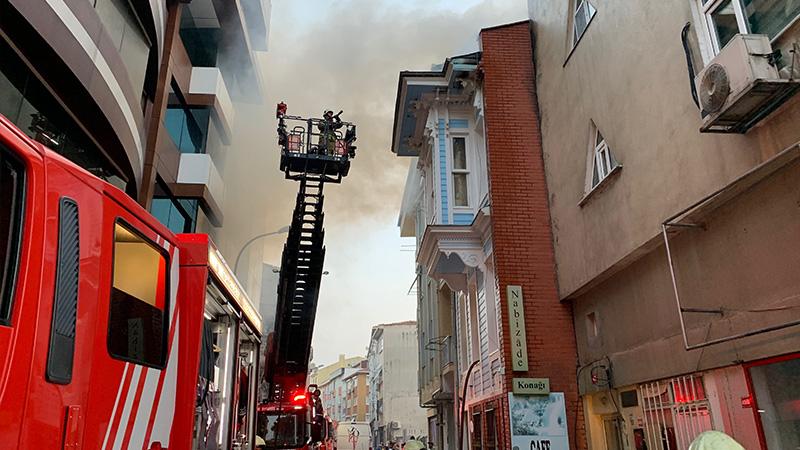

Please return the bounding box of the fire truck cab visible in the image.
[0,114,262,449]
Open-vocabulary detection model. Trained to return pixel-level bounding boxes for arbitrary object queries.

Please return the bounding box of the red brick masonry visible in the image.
[480,21,586,450]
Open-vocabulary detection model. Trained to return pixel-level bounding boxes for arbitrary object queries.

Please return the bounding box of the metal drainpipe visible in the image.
[457,360,480,450]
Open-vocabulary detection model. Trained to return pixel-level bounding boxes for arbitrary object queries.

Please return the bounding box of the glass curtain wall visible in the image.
[0,38,126,188]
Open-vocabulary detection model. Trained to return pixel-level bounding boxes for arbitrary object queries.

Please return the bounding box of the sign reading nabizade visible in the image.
[507,285,529,371]
[513,378,550,395]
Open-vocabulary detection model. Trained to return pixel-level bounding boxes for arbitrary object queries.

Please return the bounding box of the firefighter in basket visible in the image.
[317,110,343,155]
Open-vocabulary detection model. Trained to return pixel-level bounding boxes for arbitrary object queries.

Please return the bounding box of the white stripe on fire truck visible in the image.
[112,364,143,450]
[148,316,180,446]
[127,367,160,450]
[101,363,130,450]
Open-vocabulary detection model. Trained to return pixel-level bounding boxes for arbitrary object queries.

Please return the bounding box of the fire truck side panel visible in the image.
[19,153,109,448]
[172,237,211,449]
[0,116,46,449]
[80,193,180,450]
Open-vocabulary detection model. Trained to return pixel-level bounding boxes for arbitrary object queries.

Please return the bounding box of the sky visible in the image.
[258,0,529,368]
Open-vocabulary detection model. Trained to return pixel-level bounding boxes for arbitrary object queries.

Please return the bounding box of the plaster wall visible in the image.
[380,324,428,440]
[573,159,800,390]
[528,0,800,298]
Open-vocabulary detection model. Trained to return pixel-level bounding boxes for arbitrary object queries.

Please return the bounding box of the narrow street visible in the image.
[0,1,799,450]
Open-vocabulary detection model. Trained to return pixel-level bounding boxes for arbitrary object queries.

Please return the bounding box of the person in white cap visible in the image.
[688,431,745,450]
[255,435,267,449]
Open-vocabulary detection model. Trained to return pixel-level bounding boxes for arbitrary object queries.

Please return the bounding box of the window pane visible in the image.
[711,0,741,48]
[95,0,151,94]
[453,173,469,207]
[743,0,800,39]
[595,130,604,147]
[573,1,595,42]
[749,358,800,448]
[108,223,167,366]
[0,147,24,323]
[453,137,467,170]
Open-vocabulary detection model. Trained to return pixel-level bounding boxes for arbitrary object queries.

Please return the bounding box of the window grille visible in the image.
[638,375,713,450]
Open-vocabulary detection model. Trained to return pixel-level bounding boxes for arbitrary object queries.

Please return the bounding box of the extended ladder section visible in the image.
[272,176,326,385]
[266,105,357,402]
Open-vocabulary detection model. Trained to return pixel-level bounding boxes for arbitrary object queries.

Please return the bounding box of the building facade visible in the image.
[343,367,370,422]
[0,0,275,301]
[393,21,583,450]
[528,1,800,449]
[367,322,428,448]
[317,358,368,424]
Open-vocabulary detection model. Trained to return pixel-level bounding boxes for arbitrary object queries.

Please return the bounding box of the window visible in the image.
[573,0,597,46]
[471,411,482,450]
[586,311,599,338]
[485,408,497,450]
[151,176,198,234]
[748,356,800,448]
[701,0,800,50]
[108,222,168,367]
[0,146,25,325]
[93,0,152,95]
[452,137,469,207]
[0,39,125,187]
[588,126,619,190]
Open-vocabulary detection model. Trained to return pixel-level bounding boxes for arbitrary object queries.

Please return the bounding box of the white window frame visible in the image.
[700,0,749,53]
[451,134,471,209]
[699,0,800,53]
[572,0,597,48]
[593,128,617,188]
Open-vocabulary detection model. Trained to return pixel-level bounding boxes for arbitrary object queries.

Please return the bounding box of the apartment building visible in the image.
[309,354,365,387]
[528,1,800,449]
[318,358,368,423]
[0,0,275,301]
[343,367,369,422]
[367,322,427,448]
[391,23,580,448]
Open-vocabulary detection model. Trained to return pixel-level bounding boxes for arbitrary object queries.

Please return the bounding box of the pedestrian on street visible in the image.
[405,436,425,450]
[688,431,745,450]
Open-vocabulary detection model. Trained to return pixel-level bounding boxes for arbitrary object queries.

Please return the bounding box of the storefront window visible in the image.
[749,357,800,449]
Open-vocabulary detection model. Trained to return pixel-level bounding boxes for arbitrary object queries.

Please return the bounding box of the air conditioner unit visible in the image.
[695,34,800,133]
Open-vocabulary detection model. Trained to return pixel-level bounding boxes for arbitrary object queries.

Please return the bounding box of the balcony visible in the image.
[441,335,455,374]
[187,67,234,144]
[172,153,224,226]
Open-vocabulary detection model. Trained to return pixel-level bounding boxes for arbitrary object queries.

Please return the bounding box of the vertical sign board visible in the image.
[508,393,570,450]
[507,285,529,371]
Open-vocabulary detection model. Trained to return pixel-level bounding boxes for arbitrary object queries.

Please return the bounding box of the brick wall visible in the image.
[479,21,585,450]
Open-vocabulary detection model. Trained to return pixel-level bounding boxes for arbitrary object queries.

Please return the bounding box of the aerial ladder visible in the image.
[258,103,357,449]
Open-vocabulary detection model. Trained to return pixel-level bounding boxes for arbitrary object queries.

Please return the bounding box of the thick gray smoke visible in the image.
[246,0,528,365]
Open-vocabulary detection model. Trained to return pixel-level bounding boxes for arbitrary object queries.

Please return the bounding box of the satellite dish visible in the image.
[699,63,731,113]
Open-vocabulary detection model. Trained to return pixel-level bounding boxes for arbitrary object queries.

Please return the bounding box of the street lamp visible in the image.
[233,225,291,277]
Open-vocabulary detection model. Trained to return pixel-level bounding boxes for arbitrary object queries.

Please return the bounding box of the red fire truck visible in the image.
[0,114,263,449]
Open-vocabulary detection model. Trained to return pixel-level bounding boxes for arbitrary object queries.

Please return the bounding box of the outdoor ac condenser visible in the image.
[695,34,800,133]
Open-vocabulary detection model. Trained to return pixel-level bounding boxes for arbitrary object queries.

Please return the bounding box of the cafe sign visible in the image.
[507,285,529,371]
[513,378,550,395]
